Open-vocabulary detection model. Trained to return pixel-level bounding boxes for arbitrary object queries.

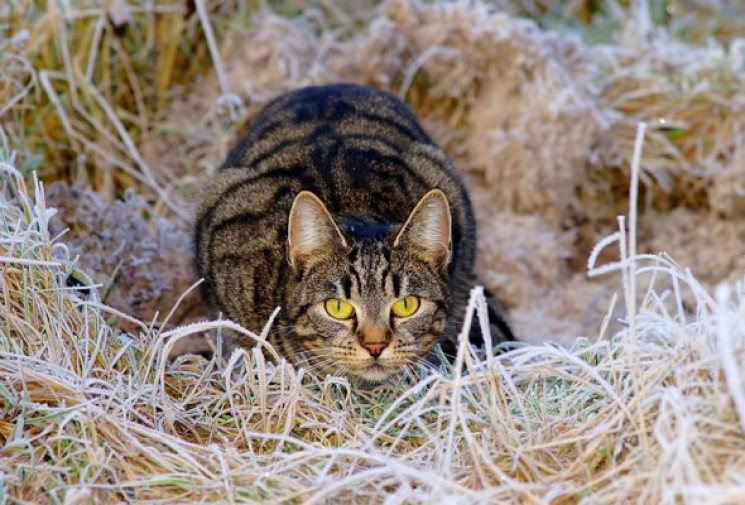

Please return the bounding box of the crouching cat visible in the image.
[195,83,514,384]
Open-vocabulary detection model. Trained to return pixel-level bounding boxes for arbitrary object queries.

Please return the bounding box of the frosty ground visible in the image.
[2,0,745,502]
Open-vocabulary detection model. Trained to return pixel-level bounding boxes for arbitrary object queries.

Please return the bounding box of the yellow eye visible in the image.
[325,298,355,319]
[391,295,420,318]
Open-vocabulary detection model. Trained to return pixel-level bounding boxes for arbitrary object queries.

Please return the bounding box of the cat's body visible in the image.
[195,84,513,383]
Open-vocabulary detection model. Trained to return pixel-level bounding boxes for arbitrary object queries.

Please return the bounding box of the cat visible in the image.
[194,83,514,384]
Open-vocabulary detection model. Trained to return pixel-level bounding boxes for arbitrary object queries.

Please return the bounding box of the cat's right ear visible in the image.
[287,191,348,268]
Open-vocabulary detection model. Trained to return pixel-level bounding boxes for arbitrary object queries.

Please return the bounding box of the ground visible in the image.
[2,1,745,503]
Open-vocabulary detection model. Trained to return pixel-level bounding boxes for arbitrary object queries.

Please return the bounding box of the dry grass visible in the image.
[3,0,745,503]
[3,130,745,502]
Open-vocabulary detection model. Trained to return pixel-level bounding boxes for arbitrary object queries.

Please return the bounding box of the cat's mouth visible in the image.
[348,361,398,383]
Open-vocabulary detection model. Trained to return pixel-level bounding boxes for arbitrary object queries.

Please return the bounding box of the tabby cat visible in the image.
[195,83,513,384]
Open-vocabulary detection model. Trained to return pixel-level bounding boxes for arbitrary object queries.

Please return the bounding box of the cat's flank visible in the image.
[195,83,513,384]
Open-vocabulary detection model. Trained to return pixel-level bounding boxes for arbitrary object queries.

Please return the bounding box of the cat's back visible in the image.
[196,83,473,259]
[208,84,460,217]
[222,83,434,174]
[195,84,475,329]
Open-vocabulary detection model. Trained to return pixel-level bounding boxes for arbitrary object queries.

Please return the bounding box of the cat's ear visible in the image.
[287,191,348,268]
[393,189,452,267]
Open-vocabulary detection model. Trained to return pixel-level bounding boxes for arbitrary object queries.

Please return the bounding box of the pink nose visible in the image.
[363,342,388,358]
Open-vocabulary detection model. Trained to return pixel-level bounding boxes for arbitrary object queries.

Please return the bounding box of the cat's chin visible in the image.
[348,363,398,385]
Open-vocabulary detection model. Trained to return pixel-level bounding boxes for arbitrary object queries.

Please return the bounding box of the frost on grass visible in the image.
[44,181,205,332]
[3,0,745,502]
[3,149,745,502]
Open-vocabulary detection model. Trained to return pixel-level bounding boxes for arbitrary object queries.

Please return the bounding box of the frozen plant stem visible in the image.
[628,121,647,344]
[194,0,243,119]
[194,0,228,96]
[716,285,745,432]
[628,121,648,450]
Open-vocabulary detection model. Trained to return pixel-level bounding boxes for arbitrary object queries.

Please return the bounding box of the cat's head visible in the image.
[285,189,452,384]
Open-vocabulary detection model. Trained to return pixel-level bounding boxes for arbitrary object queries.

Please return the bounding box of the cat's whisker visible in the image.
[303,356,336,372]
[400,363,417,384]
[195,83,514,383]
[409,356,438,375]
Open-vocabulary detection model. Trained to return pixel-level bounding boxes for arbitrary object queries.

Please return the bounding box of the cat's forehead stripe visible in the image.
[342,275,352,300]
[195,83,514,384]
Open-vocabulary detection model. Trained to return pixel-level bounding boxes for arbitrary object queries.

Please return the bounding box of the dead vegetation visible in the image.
[2,0,745,502]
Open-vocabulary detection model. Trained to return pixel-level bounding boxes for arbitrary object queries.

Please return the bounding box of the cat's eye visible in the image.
[325,298,355,319]
[391,295,420,318]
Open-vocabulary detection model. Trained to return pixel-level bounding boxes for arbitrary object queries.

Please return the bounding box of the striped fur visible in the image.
[195,84,513,384]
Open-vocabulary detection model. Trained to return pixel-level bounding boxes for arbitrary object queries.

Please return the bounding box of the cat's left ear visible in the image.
[287,191,348,268]
[393,189,452,268]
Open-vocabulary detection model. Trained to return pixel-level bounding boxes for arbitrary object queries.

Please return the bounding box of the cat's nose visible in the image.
[362,342,388,358]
